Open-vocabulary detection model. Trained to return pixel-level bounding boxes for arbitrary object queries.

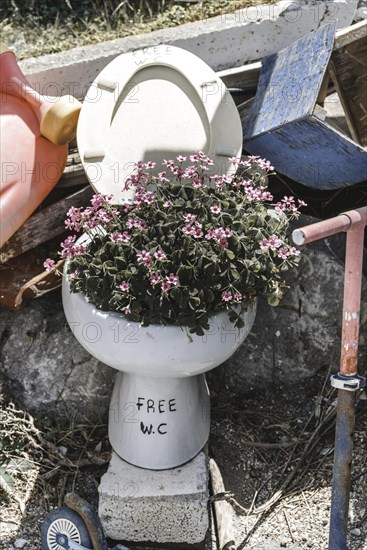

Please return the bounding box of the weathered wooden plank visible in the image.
[334,20,367,50]
[0,186,93,263]
[244,115,367,190]
[209,458,235,550]
[329,26,367,146]
[316,70,331,105]
[243,23,335,140]
[218,62,261,105]
[57,161,87,188]
[217,61,261,90]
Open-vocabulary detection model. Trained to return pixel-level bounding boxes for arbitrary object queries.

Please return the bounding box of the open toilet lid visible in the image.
[77,45,243,204]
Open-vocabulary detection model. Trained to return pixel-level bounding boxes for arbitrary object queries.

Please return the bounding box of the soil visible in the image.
[0,372,366,550]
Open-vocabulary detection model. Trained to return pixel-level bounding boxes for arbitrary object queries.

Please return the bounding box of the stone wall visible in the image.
[208,219,367,395]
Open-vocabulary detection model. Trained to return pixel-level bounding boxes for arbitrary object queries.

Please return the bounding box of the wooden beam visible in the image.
[209,458,235,550]
[334,20,367,50]
[329,21,367,146]
[0,186,93,263]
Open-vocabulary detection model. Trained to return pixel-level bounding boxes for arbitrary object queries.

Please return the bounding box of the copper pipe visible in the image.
[292,207,367,550]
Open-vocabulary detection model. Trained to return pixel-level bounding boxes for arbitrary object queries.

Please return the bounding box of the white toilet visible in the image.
[62,45,256,469]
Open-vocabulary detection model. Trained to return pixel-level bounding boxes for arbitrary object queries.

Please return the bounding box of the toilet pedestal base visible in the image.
[98,450,209,546]
[109,372,211,470]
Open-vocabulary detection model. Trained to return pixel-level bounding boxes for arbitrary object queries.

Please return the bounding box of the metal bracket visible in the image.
[330,373,366,392]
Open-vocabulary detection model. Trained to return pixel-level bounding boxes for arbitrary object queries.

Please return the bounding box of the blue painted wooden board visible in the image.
[243,23,336,140]
[244,115,367,190]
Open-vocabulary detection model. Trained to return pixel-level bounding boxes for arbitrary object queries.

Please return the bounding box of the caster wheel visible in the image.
[41,506,92,550]
[40,96,81,145]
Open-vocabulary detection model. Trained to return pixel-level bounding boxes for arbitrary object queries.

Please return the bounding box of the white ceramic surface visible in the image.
[109,372,211,469]
[77,45,243,204]
[62,279,257,378]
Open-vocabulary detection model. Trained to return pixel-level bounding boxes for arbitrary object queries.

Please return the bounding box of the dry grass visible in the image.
[0,0,278,59]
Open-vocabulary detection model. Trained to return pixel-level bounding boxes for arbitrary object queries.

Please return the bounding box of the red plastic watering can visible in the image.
[0,44,81,247]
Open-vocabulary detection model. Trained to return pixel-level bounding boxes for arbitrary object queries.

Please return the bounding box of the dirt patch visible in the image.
[0,369,366,549]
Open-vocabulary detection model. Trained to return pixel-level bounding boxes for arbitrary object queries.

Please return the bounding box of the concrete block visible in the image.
[98,451,209,545]
[20,1,358,99]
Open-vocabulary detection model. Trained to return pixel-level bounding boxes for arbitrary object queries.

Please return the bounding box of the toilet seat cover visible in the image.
[77,45,242,204]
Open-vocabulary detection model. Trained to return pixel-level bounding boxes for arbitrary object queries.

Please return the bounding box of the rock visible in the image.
[14,540,28,549]
[208,215,367,394]
[0,292,115,420]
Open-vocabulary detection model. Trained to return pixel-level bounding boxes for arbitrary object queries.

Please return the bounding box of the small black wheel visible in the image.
[41,506,93,550]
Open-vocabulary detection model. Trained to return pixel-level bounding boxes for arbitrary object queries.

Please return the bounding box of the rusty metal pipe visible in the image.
[292,207,367,550]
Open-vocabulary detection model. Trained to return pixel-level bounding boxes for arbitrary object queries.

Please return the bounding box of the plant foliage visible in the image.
[45,153,304,335]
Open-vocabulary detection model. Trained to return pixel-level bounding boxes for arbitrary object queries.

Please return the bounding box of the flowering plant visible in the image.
[45,152,304,335]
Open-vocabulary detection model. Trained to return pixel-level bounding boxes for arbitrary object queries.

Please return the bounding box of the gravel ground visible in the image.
[0,373,366,550]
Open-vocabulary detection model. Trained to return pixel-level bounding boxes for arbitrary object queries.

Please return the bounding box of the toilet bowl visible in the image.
[63,45,254,469]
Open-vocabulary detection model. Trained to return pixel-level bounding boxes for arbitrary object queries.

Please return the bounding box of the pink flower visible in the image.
[234,292,243,302]
[256,158,274,172]
[44,258,56,272]
[205,226,232,248]
[261,191,274,201]
[161,281,172,293]
[110,231,131,243]
[259,236,282,251]
[210,205,221,214]
[69,270,79,279]
[165,273,179,286]
[134,188,156,207]
[176,155,187,163]
[121,305,131,315]
[289,247,300,257]
[171,165,184,177]
[193,227,204,238]
[228,156,241,164]
[259,239,270,250]
[90,194,104,208]
[119,281,130,292]
[192,178,203,189]
[163,159,174,167]
[126,217,147,230]
[184,213,197,223]
[298,199,307,207]
[163,200,173,208]
[158,172,169,183]
[182,224,194,236]
[154,249,167,261]
[136,250,153,267]
[268,235,283,249]
[275,202,286,213]
[65,206,82,231]
[222,291,232,302]
[149,273,162,285]
[277,195,298,212]
[278,247,289,259]
[61,235,76,253]
[144,161,156,169]
[280,246,300,259]
[96,209,113,223]
[183,166,196,178]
